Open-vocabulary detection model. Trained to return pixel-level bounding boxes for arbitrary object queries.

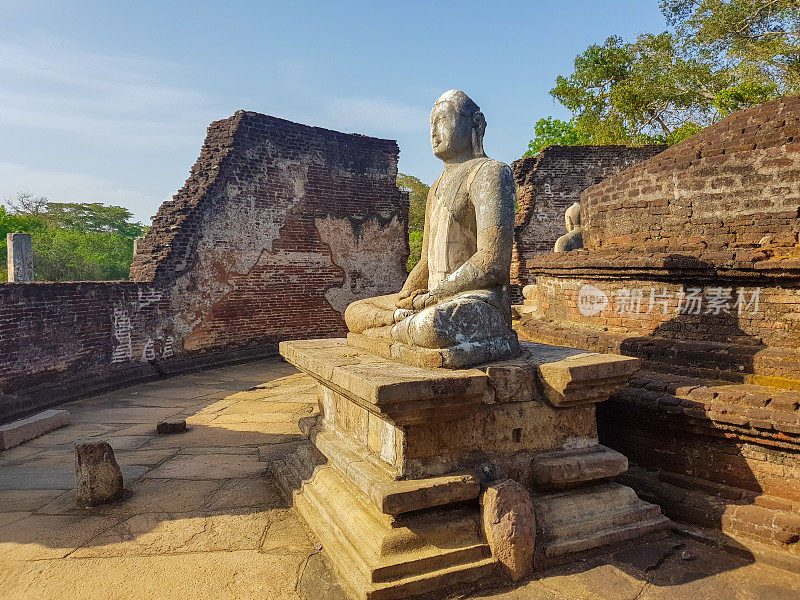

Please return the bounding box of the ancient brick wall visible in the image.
[516,98,800,568]
[582,95,800,252]
[510,145,665,293]
[131,110,408,354]
[1,112,408,423]
[0,282,167,422]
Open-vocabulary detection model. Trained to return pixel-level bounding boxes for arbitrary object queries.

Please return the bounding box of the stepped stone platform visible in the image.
[1,358,799,599]
[276,338,668,599]
[516,314,800,573]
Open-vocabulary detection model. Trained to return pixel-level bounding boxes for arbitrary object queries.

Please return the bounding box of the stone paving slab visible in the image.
[0,464,150,491]
[69,510,273,557]
[467,534,800,600]
[0,490,66,512]
[143,453,268,480]
[0,514,120,561]
[19,423,121,448]
[0,550,308,600]
[0,357,798,600]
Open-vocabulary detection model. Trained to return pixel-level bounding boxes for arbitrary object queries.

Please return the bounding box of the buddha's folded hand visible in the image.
[396,289,428,309]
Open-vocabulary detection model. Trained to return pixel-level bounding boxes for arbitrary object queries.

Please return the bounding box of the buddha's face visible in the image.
[430,102,473,161]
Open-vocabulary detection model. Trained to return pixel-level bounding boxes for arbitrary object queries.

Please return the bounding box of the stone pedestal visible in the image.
[275,338,668,599]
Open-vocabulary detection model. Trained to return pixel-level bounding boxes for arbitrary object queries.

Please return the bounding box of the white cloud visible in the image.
[0,35,215,146]
[0,35,436,222]
[0,161,162,223]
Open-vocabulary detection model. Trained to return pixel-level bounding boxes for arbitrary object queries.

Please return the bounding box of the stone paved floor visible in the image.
[0,358,799,600]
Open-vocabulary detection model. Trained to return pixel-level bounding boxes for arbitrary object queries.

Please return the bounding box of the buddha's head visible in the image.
[565,202,581,232]
[430,90,486,162]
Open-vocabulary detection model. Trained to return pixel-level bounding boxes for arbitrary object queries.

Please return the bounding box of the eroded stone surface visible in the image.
[529,445,628,489]
[156,419,187,435]
[536,352,641,407]
[553,202,583,253]
[74,441,124,507]
[6,232,33,282]
[485,365,536,403]
[277,335,662,596]
[532,483,669,560]
[482,479,536,581]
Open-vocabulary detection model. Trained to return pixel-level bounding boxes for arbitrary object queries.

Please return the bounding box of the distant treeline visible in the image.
[0,193,147,282]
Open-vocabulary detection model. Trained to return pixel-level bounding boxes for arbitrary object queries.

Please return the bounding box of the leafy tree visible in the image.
[42,202,145,237]
[526,0,799,154]
[549,33,723,146]
[523,117,590,157]
[0,196,147,282]
[397,173,430,271]
[663,0,800,94]
[31,228,137,281]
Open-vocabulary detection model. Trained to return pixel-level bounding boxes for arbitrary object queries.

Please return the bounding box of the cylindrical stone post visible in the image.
[7,233,33,282]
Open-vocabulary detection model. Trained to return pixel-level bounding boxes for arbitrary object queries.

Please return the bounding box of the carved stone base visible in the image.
[274,444,496,600]
[532,483,669,565]
[348,329,521,369]
[275,338,668,599]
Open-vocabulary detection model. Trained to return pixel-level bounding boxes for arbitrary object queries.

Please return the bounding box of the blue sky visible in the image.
[0,0,665,223]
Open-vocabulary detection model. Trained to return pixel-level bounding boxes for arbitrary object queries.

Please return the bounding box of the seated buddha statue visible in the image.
[553,202,583,252]
[344,90,520,368]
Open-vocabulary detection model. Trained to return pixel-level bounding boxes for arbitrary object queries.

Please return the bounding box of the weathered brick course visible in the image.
[582,96,800,253]
[510,145,665,295]
[517,97,800,569]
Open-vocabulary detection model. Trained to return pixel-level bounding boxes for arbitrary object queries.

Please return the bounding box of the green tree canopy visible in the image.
[526,0,798,155]
[397,173,430,271]
[1,194,147,282]
[524,117,590,157]
[41,202,145,237]
[663,0,800,94]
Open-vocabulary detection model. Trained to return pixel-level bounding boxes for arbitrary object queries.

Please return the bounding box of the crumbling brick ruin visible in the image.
[0,111,408,423]
[3,95,800,576]
[517,95,800,570]
[510,145,665,298]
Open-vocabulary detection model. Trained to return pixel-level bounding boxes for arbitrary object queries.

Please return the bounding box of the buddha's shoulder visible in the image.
[473,158,513,180]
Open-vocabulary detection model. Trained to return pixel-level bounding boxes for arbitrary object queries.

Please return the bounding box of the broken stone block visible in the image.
[529,445,628,489]
[156,419,187,435]
[481,479,536,581]
[75,440,124,507]
[0,409,71,450]
[536,352,640,407]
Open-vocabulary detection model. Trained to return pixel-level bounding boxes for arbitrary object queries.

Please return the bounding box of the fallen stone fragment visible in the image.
[75,440,124,507]
[156,419,187,435]
[0,409,71,451]
[481,479,536,581]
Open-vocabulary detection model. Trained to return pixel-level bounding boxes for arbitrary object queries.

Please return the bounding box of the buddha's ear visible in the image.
[472,112,486,139]
[471,112,486,155]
